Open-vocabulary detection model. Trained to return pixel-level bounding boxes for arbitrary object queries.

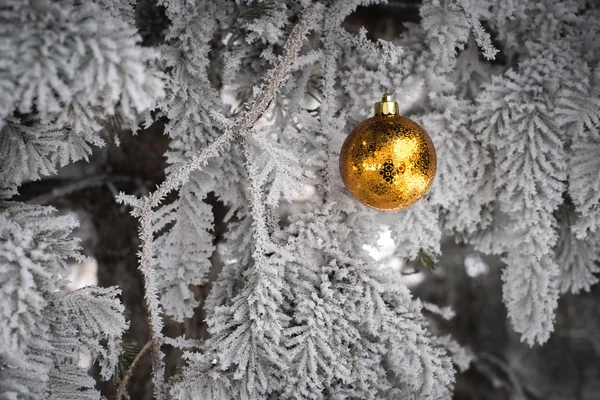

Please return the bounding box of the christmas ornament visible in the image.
[339,93,437,211]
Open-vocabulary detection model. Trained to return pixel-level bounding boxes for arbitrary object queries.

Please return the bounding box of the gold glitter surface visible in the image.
[339,114,437,211]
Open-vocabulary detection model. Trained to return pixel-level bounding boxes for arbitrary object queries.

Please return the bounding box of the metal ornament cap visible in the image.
[374,93,399,115]
[339,93,437,211]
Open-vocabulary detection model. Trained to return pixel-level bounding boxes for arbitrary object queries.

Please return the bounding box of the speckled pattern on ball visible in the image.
[339,114,437,211]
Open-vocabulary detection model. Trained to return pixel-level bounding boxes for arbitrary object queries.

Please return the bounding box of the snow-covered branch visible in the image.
[116,5,322,396]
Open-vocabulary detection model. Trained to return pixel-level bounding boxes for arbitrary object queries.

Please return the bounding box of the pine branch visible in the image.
[241,0,278,21]
[240,139,272,271]
[117,4,323,211]
[115,5,322,398]
[136,201,166,398]
[25,174,132,205]
[401,249,440,275]
[453,0,499,61]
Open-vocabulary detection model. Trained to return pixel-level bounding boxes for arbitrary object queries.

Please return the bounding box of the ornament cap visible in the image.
[374,93,399,116]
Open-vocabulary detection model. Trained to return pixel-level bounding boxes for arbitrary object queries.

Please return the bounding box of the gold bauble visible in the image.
[339,93,437,211]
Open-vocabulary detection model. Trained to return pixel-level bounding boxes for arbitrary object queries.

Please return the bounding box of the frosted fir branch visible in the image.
[163,336,203,349]
[568,135,600,238]
[169,352,231,399]
[245,130,306,206]
[421,0,471,63]
[422,302,456,320]
[454,0,499,61]
[26,174,132,205]
[2,0,164,130]
[240,139,273,260]
[0,116,62,187]
[0,203,126,398]
[201,139,291,398]
[0,1,164,198]
[391,201,442,261]
[136,200,166,399]
[318,32,342,200]
[555,65,600,139]
[153,186,214,321]
[54,287,128,381]
[433,334,473,372]
[115,192,142,210]
[557,230,600,294]
[503,252,560,345]
[120,5,322,397]
[555,206,600,294]
[474,58,568,344]
[47,364,101,400]
[290,49,324,72]
[336,27,404,64]
[94,0,136,27]
[129,4,323,211]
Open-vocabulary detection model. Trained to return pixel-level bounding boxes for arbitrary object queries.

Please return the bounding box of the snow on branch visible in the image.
[118,5,324,211]
[116,5,323,397]
[0,0,164,195]
[474,56,567,345]
[454,0,499,60]
[422,302,456,320]
[336,27,404,64]
[0,202,127,398]
[198,140,290,398]
[555,206,600,294]
[5,0,600,398]
[2,0,163,124]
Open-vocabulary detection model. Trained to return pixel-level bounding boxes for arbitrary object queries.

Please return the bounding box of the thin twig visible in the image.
[116,340,153,400]
[478,352,527,400]
[401,269,420,276]
[26,174,131,205]
[115,5,322,399]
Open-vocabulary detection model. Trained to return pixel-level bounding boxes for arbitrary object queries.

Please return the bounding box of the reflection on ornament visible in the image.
[339,93,437,211]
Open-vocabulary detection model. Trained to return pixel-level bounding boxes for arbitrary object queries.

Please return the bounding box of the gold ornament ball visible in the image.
[339,93,437,211]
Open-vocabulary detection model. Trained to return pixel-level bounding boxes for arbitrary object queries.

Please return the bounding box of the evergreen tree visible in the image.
[1,0,599,399]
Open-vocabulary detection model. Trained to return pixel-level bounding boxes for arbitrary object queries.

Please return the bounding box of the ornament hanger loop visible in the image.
[374,93,399,116]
